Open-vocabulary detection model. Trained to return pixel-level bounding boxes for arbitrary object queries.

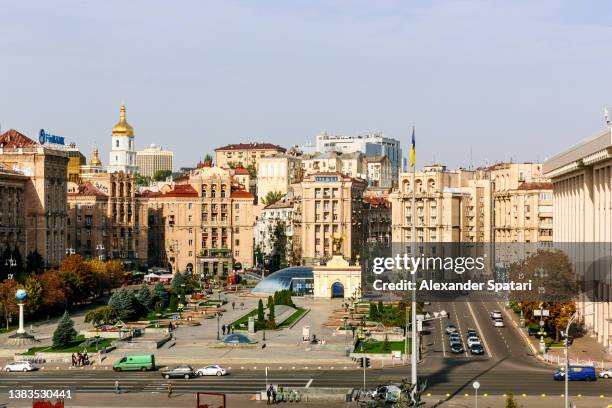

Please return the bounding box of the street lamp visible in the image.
[216,311,224,341]
[96,244,105,260]
[65,247,75,256]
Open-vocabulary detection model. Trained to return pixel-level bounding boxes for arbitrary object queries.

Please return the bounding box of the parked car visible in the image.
[553,366,596,381]
[470,344,484,355]
[160,365,196,379]
[467,337,481,347]
[599,368,612,379]
[527,327,539,336]
[196,365,227,377]
[493,319,505,327]
[446,324,457,334]
[4,361,35,372]
[113,354,156,372]
[490,311,502,319]
[450,343,464,354]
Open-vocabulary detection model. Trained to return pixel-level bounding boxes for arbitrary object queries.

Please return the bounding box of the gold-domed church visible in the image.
[107,103,137,174]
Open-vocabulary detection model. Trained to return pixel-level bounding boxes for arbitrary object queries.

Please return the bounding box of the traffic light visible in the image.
[360,357,370,368]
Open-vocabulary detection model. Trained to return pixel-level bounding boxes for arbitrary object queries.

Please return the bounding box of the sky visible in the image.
[1,0,611,170]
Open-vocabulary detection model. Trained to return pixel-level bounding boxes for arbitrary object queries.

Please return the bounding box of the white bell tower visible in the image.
[107,103,137,174]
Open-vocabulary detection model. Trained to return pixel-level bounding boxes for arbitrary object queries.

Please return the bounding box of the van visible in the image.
[553,365,597,381]
[113,354,155,372]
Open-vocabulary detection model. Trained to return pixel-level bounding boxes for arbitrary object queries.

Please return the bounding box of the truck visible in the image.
[112,354,156,372]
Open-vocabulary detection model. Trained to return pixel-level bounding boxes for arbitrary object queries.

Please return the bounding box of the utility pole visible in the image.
[564,313,576,408]
[410,126,417,386]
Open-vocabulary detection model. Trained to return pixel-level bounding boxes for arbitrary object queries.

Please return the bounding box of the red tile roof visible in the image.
[364,196,391,208]
[517,182,553,191]
[0,129,37,148]
[164,184,198,197]
[231,190,254,199]
[234,167,250,175]
[69,182,107,197]
[215,143,286,152]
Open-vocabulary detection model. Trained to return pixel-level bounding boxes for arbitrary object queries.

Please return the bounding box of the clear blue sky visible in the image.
[1,1,611,170]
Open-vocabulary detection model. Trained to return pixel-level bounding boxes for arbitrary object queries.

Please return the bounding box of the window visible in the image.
[235,239,240,246]
[234,203,240,210]
[188,239,193,246]
[189,251,193,257]
[116,140,119,148]
[235,216,240,222]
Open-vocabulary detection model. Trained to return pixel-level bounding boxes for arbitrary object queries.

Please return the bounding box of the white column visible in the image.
[17,303,25,334]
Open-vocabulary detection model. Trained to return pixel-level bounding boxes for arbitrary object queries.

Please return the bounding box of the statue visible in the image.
[332,236,343,256]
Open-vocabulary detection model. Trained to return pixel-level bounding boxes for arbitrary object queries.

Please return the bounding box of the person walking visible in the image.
[272,385,277,404]
[71,353,76,367]
[266,385,272,405]
[114,380,120,394]
[222,324,226,335]
[232,301,235,310]
[167,382,173,399]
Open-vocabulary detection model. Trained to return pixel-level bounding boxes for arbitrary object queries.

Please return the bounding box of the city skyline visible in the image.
[2,1,612,170]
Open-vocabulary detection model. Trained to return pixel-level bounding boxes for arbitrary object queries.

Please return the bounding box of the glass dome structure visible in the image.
[223,333,257,344]
[251,266,314,296]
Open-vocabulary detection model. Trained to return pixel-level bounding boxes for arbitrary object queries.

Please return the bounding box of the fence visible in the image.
[543,353,610,369]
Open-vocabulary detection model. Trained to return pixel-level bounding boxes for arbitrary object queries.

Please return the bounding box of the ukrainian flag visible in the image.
[409,126,416,168]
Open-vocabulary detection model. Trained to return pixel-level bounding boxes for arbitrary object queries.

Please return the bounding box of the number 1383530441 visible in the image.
[8,389,72,399]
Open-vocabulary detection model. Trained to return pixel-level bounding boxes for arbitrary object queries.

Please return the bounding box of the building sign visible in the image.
[315,176,338,182]
[39,129,65,145]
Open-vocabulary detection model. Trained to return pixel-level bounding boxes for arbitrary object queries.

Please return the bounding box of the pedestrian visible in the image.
[97,350,102,365]
[222,324,226,335]
[266,385,272,405]
[71,353,76,367]
[114,380,120,394]
[232,301,235,310]
[272,385,277,404]
[231,325,234,334]
[167,382,173,399]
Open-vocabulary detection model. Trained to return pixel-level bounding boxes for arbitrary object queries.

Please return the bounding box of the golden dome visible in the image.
[111,103,134,137]
[90,146,102,167]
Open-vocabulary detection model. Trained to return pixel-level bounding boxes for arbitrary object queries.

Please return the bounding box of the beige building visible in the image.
[391,165,492,246]
[136,144,174,178]
[143,164,259,275]
[301,152,367,181]
[366,156,393,188]
[67,143,86,183]
[543,126,612,352]
[312,255,361,299]
[256,154,302,203]
[295,172,367,263]
[0,129,68,266]
[364,196,392,245]
[67,172,148,265]
[0,165,27,260]
[215,143,286,170]
[490,163,552,243]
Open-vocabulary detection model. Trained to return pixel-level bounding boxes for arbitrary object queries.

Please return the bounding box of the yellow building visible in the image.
[67,143,86,183]
[215,142,286,170]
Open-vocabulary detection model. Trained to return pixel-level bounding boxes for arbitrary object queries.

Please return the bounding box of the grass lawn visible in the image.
[354,339,411,354]
[278,308,307,328]
[230,309,259,329]
[22,335,114,355]
[0,324,17,334]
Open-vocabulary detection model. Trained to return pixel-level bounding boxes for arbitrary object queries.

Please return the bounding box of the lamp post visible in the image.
[534,268,549,354]
[96,244,105,260]
[65,247,75,256]
[564,313,576,408]
[216,311,223,341]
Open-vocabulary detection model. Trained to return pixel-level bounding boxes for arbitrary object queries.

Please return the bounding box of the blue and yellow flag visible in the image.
[409,126,416,168]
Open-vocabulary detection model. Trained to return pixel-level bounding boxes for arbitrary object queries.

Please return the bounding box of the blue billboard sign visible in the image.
[39,129,65,145]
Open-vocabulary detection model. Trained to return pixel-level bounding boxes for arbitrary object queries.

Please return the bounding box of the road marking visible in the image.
[466,301,493,358]
[438,302,446,357]
[452,303,468,357]
[305,379,313,388]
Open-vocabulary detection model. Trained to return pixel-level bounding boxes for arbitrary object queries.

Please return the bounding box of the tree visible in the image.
[267,298,276,329]
[257,299,265,322]
[505,392,519,408]
[203,154,213,164]
[39,269,68,312]
[152,283,169,308]
[108,288,138,321]
[85,306,118,327]
[262,191,283,206]
[133,172,151,187]
[52,311,77,349]
[369,303,378,320]
[171,272,186,292]
[246,164,257,179]
[26,250,44,274]
[135,286,153,311]
[168,293,179,312]
[0,279,19,330]
[153,169,172,181]
[24,275,43,317]
[378,301,385,318]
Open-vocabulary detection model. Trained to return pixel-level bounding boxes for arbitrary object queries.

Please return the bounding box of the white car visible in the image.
[4,361,35,372]
[490,311,502,319]
[467,337,481,347]
[196,364,227,377]
[599,369,612,379]
[493,319,505,327]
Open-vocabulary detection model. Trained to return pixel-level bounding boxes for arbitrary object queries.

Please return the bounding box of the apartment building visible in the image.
[366,156,393,188]
[295,172,367,263]
[136,144,174,178]
[543,126,612,353]
[66,143,86,183]
[254,196,298,266]
[364,196,391,245]
[302,151,368,180]
[0,129,68,266]
[256,154,302,203]
[0,165,27,264]
[215,143,286,170]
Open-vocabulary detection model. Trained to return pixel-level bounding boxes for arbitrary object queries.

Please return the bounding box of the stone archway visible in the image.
[331,281,345,298]
[186,263,194,275]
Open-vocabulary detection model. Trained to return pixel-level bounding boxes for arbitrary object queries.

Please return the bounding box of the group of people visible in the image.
[266,384,277,404]
[221,324,234,335]
[71,351,90,367]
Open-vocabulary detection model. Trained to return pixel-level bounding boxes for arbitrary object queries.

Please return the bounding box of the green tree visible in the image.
[378,301,385,318]
[246,164,257,179]
[153,169,172,181]
[84,306,118,327]
[25,250,44,274]
[203,154,213,164]
[171,272,186,292]
[152,283,169,308]
[133,172,151,187]
[24,275,43,317]
[168,293,179,312]
[369,303,378,320]
[257,299,265,322]
[262,191,283,206]
[267,298,276,329]
[108,288,138,321]
[135,286,153,311]
[52,311,77,349]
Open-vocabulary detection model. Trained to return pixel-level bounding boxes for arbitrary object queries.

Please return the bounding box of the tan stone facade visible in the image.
[295,172,367,263]
[215,143,286,170]
[256,154,302,203]
[0,129,68,266]
[0,166,27,258]
[543,127,612,352]
[67,144,86,183]
[136,145,174,178]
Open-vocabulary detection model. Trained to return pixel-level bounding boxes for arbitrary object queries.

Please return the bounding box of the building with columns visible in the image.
[107,104,137,174]
[0,164,27,266]
[0,129,68,266]
[543,127,612,353]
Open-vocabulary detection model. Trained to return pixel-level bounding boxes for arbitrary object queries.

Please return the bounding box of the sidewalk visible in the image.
[502,304,612,368]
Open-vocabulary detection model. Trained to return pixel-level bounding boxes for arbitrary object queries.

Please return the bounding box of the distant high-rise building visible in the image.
[315,132,402,185]
[136,144,174,178]
[108,104,137,174]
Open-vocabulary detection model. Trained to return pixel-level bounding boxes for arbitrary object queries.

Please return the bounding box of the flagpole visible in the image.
[410,125,418,386]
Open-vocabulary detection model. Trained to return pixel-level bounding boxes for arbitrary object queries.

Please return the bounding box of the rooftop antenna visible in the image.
[469,145,473,170]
